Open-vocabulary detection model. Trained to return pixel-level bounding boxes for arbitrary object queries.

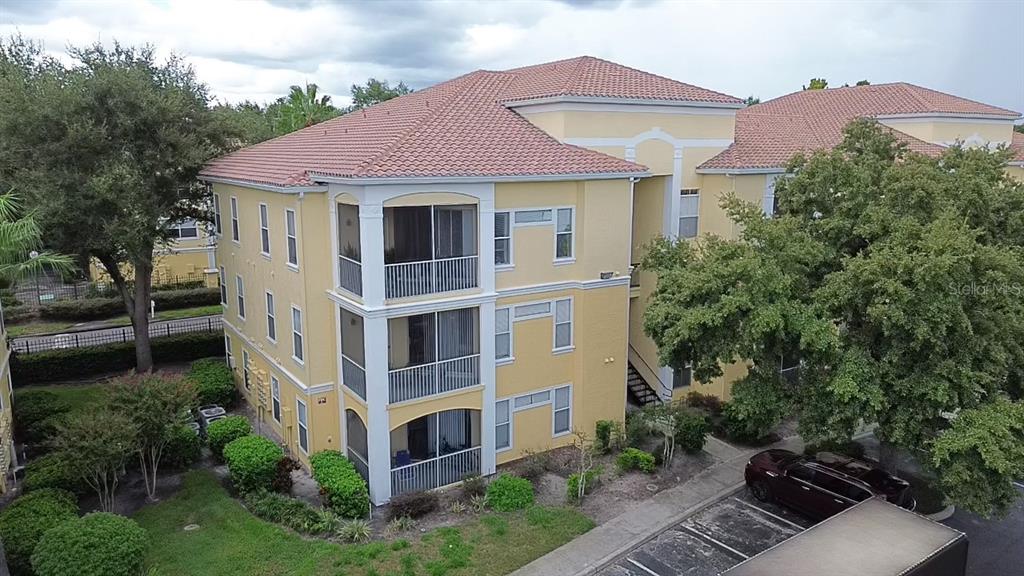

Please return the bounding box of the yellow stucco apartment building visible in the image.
[199,56,1023,504]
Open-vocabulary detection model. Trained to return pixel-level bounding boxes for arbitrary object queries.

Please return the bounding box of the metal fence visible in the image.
[11,316,223,354]
[14,271,211,308]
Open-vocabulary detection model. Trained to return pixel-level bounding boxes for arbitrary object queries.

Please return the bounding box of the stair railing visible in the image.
[627,343,673,401]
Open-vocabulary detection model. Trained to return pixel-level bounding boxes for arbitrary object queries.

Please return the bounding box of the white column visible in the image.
[479,300,496,476]
[359,202,385,308]
[663,147,684,238]
[478,194,496,294]
[328,192,340,289]
[363,314,391,504]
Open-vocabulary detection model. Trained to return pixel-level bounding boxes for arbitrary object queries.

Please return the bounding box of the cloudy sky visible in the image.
[1,0,1022,112]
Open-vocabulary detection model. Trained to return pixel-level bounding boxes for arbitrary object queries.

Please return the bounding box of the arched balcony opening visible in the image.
[345,409,369,482]
[390,409,481,496]
[383,204,479,298]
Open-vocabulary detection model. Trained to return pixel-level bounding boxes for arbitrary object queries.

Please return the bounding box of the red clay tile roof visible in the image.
[699,83,1021,171]
[202,56,740,187]
[1011,132,1024,164]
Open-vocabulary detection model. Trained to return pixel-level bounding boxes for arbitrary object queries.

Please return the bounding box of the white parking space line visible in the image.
[626,557,662,576]
[731,497,806,531]
[679,525,750,560]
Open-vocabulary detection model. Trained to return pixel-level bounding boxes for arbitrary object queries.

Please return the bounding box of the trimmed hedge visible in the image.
[11,331,224,384]
[38,287,219,321]
[22,453,84,494]
[0,488,78,576]
[224,435,284,493]
[187,358,237,408]
[675,410,710,454]
[486,474,534,512]
[207,416,252,461]
[31,512,148,576]
[309,451,370,518]
[162,424,202,469]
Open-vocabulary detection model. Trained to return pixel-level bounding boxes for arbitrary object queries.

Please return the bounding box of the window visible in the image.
[788,464,816,483]
[514,390,551,410]
[213,194,222,235]
[514,209,551,224]
[553,385,571,435]
[673,363,692,389]
[296,398,309,453]
[496,399,511,451]
[219,267,227,305]
[285,209,298,267]
[679,189,700,238]
[271,376,281,423]
[514,302,550,319]
[230,196,240,242]
[224,335,233,368]
[242,349,251,390]
[259,203,271,255]
[495,308,511,361]
[553,298,572,350]
[291,306,304,363]
[265,291,276,342]
[555,208,573,260]
[235,275,245,319]
[764,175,779,217]
[495,211,511,266]
[169,219,199,239]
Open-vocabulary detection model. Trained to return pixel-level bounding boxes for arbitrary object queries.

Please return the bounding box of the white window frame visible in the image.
[764,174,781,217]
[495,307,512,364]
[259,203,271,256]
[513,390,552,411]
[296,398,309,454]
[494,211,513,269]
[285,209,299,269]
[169,219,200,240]
[678,189,700,239]
[552,298,573,353]
[230,196,240,243]
[213,193,222,236]
[513,209,552,225]
[513,301,552,320]
[265,290,277,343]
[271,376,281,424]
[242,349,251,390]
[552,384,572,437]
[495,398,512,452]
[235,274,246,320]
[219,266,227,306]
[225,334,233,368]
[553,207,575,263]
[291,305,304,364]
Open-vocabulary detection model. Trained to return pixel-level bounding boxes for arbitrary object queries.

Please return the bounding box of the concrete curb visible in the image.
[926,504,956,522]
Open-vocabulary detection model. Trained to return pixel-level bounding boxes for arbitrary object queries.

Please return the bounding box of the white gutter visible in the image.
[502,95,745,110]
[696,167,786,175]
[307,171,652,186]
[198,175,328,194]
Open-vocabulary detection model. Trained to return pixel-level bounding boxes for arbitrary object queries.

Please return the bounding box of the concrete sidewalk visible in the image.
[512,436,803,576]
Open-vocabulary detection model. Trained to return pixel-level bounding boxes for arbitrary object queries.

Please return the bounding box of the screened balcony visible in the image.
[340,309,366,400]
[337,203,363,296]
[388,308,480,403]
[390,409,481,496]
[383,205,478,299]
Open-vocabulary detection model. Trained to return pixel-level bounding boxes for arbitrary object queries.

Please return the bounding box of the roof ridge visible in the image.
[576,55,744,103]
[894,82,935,113]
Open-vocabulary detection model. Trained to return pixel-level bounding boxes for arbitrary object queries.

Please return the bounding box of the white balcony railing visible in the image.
[384,255,478,299]
[342,355,367,400]
[339,255,363,296]
[388,354,480,404]
[390,446,481,497]
[347,448,369,483]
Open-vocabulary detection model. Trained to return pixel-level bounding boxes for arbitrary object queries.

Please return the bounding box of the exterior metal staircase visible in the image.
[626,362,663,406]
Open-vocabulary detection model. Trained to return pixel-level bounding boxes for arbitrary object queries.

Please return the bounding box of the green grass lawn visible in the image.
[6,304,222,337]
[15,382,107,411]
[134,471,594,576]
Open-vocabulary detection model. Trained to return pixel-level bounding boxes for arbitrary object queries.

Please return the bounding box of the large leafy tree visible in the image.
[0,36,231,372]
[274,82,340,134]
[643,119,1024,517]
[0,191,74,281]
[347,78,412,112]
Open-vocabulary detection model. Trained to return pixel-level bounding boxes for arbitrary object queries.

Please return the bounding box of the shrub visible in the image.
[804,439,866,459]
[223,435,283,493]
[624,410,649,448]
[674,410,710,454]
[685,391,724,415]
[485,474,534,512]
[22,453,84,494]
[30,512,147,576]
[0,488,78,576]
[566,468,601,501]
[1,289,22,308]
[616,448,656,473]
[206,415,252,460]
[309,451,370,518]
[38,288,219,321]
[595,420,616,453]
[460,474,487,499]
[187,358,237,408]
[11,331,225,384]
[243,490,340,534]
[517,450,550,483]
[386,490,439,521]
[4,304,33,323]
[12,390,71,442]
[385,515,417,535]
[162,425,202,469]
[272,456,300,493]
[719,375,788,444]
[338,518,371,543]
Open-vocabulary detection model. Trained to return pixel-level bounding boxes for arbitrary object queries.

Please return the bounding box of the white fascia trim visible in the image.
[222,317,329,396]
[566,134,734,149]
[160,245,217,254]
[503,95,744,110]
[696,167,787,175]
[511,100,739,116]
[497,276,630,299]
[875,113,1020,123]
[310,171,650,186]
[1008,161,1024,167]
[201,175,328,194]
[327,289,499,319]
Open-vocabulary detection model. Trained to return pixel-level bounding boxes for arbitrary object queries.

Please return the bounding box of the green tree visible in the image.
[0,36,231,372]
[802,77,828,90]
[347,78,412,111]
[0,191,74,281]
[855,79,870,86]
[50,409,136,512]
[108,376,195,501]
[213,100,278,146]
[643,119,1024,517]
[274,82,340,134]
[1015,124,1023,134]
[744,95,760,106]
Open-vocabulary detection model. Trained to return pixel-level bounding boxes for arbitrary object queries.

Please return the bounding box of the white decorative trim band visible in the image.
[310,171,649,186]
[222,317,329,396]
[696,167,786,175]
[201,176,328,194]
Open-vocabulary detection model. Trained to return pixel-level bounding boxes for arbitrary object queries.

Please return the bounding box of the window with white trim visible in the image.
[553,385,571,435]
[763,176,778,217]
[496,399,511,451]
[555,208,573,259]
[495,307,511,360]
[230,196,240,242]
[169,219,199,239]
[514,209,552,224]
[296,398,309,453]
[285,209,298,267]
[679,189,700,239]
[291,306,304,363]
[259,203,271,255]
[235,275,246,319]
[224,334,233,368]
[242,349,251,390]
[514,390,551,410]
[219,267,227,305]
[265,291,277,342]
[271,376,281,423]
[553,298,573,350]
[514,302,550,319]
[213,193,222,235]
[495,211,511,266]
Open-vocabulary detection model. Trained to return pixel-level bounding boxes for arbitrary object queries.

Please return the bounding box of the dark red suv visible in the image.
[745,449,916,520]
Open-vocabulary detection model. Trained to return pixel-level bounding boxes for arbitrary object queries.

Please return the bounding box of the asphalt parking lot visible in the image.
[599,488,814,576]
[941,482,1024,576]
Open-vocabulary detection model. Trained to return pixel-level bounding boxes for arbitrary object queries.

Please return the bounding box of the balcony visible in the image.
[342,355,367,400]
[390,409,481,497]
[388,307,480,404]
[389,354,480,403]
[383,204,478,299]
[384,256,478,299]
[339,255,362,296]
[340,309,367,400]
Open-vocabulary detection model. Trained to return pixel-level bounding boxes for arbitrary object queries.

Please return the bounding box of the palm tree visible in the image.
[0,190,74,282]
[273,83,340,135]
